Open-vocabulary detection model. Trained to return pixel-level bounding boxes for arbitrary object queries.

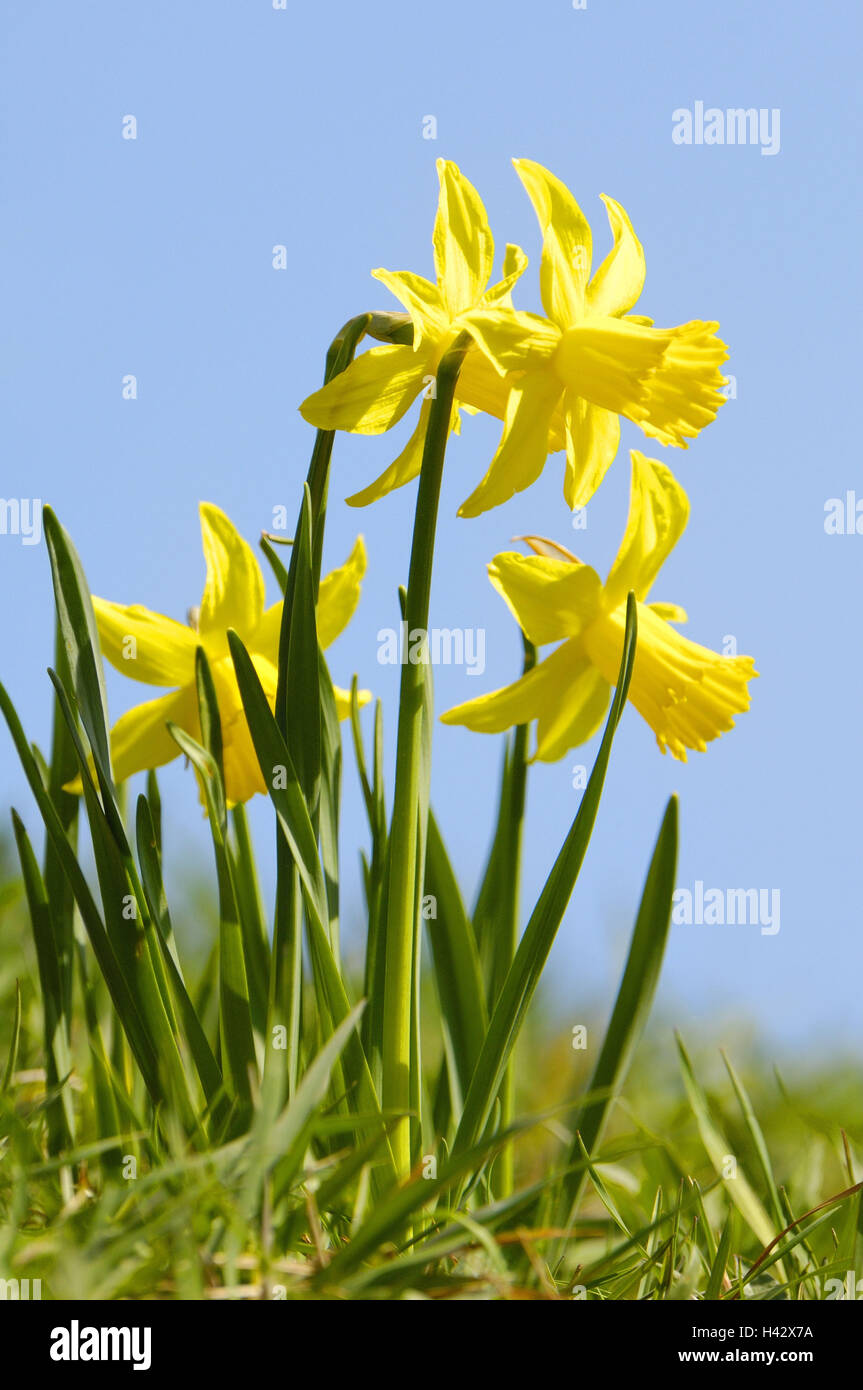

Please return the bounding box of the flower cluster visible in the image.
[303,159,756,767]
[87,159,755,805]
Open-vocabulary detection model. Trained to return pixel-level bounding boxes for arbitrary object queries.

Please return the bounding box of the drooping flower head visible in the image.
[299,159,564,508]
[71,505,369,804]
[442,452,756,761]
[459,160,729,516]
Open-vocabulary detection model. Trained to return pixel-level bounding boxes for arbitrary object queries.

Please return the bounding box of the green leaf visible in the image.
[424,812,487,1104]
[450,593,638,1172]
[556,793,678,1238]
[167,720,257,1110]
[0,681,160,1099]
[11,811,75,1147]
[135,794,226,1115]
[275,484,321,814]
[1,980,22,1095]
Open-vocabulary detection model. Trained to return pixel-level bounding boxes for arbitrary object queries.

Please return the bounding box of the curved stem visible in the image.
[382,333,470,1180]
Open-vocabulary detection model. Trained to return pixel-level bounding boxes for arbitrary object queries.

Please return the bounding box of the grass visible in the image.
[0,319,860,1301]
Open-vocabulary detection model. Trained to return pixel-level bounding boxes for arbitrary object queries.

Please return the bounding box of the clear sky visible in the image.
[1,0,860,1057]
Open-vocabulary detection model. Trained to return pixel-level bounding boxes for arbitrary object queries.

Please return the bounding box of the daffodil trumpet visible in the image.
[442,451,757,762]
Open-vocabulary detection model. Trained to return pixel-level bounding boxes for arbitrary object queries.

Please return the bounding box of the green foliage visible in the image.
[0,322,859,1301]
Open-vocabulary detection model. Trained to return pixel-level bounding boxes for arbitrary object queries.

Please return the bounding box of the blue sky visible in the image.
[1,0,861,1056]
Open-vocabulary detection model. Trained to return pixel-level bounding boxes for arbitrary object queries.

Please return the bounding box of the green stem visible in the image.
[381,334,469,1180]
[270,312,375,1097]
[305,315,373,595]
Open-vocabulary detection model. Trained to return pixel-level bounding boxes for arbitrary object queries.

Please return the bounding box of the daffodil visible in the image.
[458,160,729,517]
[299,158,565,508]
[441,451,756,762]
[69,504,369,805]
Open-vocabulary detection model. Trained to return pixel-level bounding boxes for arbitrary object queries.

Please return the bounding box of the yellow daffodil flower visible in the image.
[442,451,756,762]
[69,504,369,805]
[458,159,729,517]
[299,158,565,508]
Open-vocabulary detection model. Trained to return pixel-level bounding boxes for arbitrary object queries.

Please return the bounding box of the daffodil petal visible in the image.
[604,452,689,609]
[483,243,528,307]
[455,344,513,421]
[465,307,560,377]
[345,398,438,507]
[562,394,621,510]
[254,602,283,665]
[488,551,602,646]
[534,652,611,761]
[199,503,265,653]
[513,159,592,327]
[299,345,427,435]
[92,599,198,687]
[371,268,448,352]
[554,316,728,447]
[458,368,563,518]
[108,684,199,784]
[316,536,367,648]
[583,603,756,762]
[433,159,495,318]
[441,637,608,761]
[441,638,578,734]
[648,602,688,623]
[332,684,371,720]
[587,195,646,318]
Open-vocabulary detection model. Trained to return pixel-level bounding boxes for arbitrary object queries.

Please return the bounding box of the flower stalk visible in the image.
[381,331,471,1180]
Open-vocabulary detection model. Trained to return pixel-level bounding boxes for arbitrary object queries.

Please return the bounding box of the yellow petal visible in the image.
[332,684,371,720]
[345,397,439,507]
[562,394,621,510]
[109,684,198,784]
[582,603,757,762]
[648,602,688,623]
[371,268,448,352]
[513,159,592,327]
[433,159,495,317]
[92,598,198,687]
[554,316,728,447]
[316,536,367,648]
[299,344,427,435]
[603,451,689,610]
[534,651,611,761]
[465,306,560,377]
[482,243,528,307]
[586,195,645,318]
[199,503,265,654]
[488,550,602,646]
[458,368,563,518]
[441,638,608,761]
[455,344,514,421]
